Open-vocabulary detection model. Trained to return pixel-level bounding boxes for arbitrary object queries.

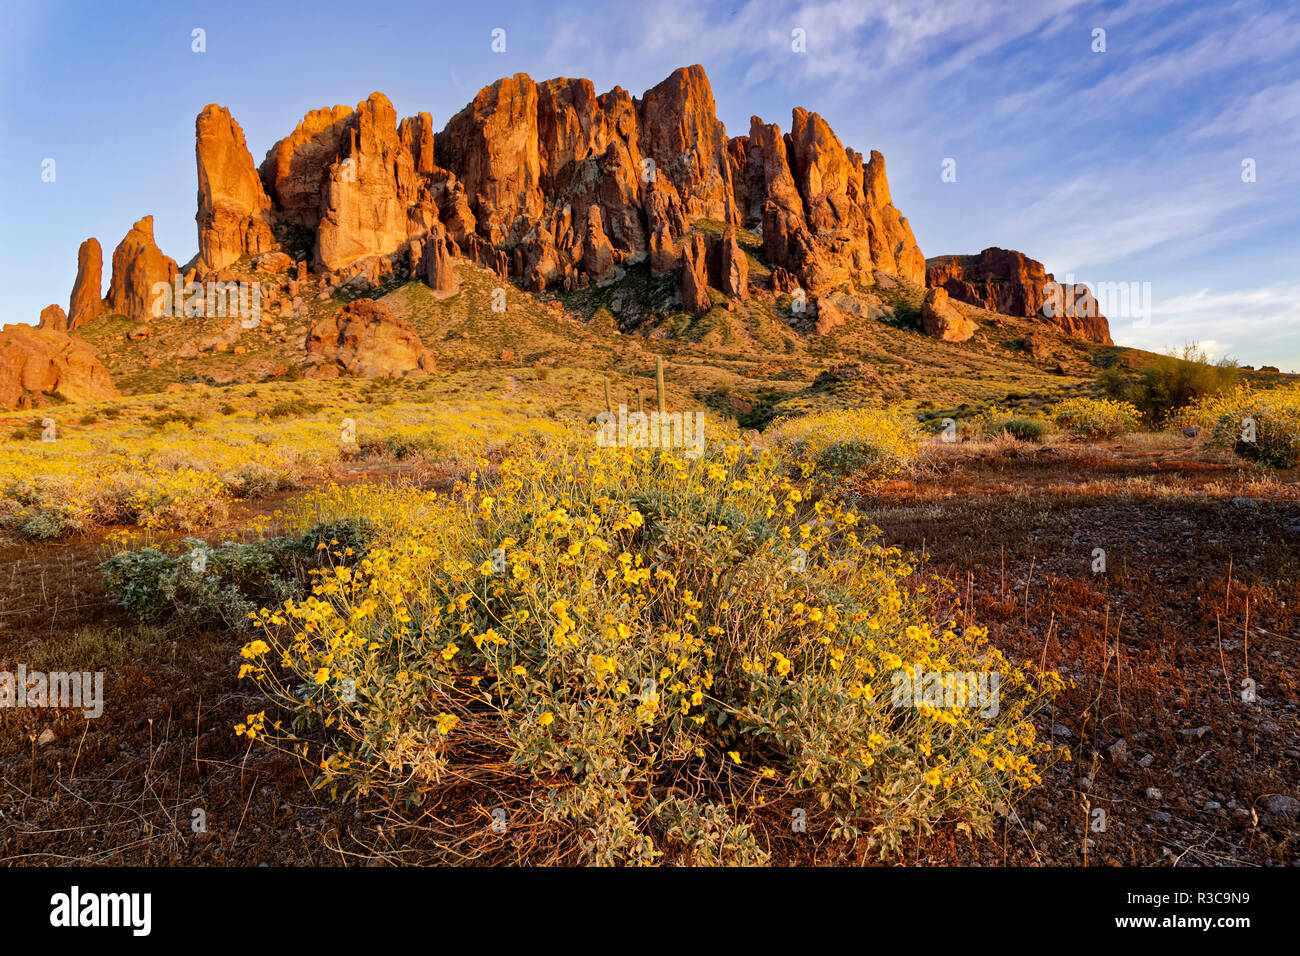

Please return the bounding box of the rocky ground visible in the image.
[1,434,1294,866]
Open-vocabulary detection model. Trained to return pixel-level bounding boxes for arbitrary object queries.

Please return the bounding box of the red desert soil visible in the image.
[1,440,1296,866]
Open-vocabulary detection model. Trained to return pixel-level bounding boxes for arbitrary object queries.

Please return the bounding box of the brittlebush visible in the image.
[237,427,1066,864]
[1185,383,1300,468]
[1052,397,1141,440]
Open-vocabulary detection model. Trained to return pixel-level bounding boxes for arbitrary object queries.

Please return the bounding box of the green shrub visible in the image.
[983,416,1047,443]
[1100,344,1239,425]
[101,520,375,632]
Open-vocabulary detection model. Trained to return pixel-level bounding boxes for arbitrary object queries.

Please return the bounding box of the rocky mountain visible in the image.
[926,247,1113,344]
[8,64,1121,409]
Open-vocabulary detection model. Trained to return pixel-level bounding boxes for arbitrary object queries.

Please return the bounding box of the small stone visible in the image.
[36,728,56,747]
[1052,723,1072,738]
[1151,811,1172,823]
[1145,787,1163,801]
[1138,754,1155,768]
[1107,738,1129,763]
[1179,726,1212,740]
[1265,795,1300,819]
[1203,801,1222,811]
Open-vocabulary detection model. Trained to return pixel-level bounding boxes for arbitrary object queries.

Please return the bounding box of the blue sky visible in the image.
[2,0,1296,369]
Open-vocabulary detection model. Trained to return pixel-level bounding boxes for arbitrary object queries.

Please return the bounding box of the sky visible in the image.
[1,0,1296,369]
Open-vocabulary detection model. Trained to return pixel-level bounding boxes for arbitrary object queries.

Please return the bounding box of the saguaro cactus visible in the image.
[655,357,666,414]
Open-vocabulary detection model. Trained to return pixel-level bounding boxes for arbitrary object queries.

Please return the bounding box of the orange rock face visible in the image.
[38,304,67,330]
[68,238,104,329]
[260,104,354,230]
[920,287,977,342]
[422,222,459,298]
[54,65,932,336]
[304,298,435,378]
[926,248,1112,344]
[640,66,736,228]
[738,111,924,292]
[195,105,277,271]
[439,74,544,248]
[0,324,119,410]
[317,93,428,272]
[108,216,179,321]
[679,234,712,313]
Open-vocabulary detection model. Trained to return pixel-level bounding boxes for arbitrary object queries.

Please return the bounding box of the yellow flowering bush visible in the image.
[237,428,1064,863]
[1052,397,1141,440]
[766,407,920,483]
[1185,383,1300,468]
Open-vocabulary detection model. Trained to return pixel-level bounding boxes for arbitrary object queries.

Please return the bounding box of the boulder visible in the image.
[304,298,434,378]
[920,287,977,342]
[67,238,104,329]
[0,324,119,410]
[108,216,179,321]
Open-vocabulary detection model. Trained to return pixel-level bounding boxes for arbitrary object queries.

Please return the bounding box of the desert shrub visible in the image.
[237,435,1064,864]
[20,506,84,540]
[1100,344,1239,426]
[220,461,298,499]
[87,468,229,531]
[147,409,199,430]
[101,520,375,632]
[264,398,325,420]
[1052,397,1140,440]
[767,407,920,482]
[981,414,1047,443]
[1186,384,1300,468]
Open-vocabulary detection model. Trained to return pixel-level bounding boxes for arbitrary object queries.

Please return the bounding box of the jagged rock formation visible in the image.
[0,324,119,410]
[42,63,1111,375]
[108,216,179,321]
[676,227,752,313]
[195,105,277,270]
[304,298,435,378]
[421,222,459,297]
[68,238,104,329]
[200,64,920,306]
[316,93,430,272]
[920,287,977,342]
[926,248,1112,344]
[679,234,712,313]
[739,111,924,293]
